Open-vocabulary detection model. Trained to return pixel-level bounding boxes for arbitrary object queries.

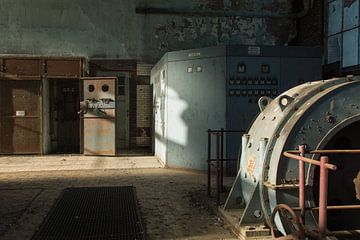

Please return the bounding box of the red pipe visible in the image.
[318,156,329,239]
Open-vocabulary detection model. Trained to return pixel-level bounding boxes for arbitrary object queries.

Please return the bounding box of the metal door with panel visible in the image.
[80,77,116,156]
[0,80,42,154]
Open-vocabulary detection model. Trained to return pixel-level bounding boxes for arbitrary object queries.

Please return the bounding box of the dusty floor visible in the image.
[0,168,236,240]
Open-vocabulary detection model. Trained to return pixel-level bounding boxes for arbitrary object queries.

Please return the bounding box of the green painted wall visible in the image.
[0,0,297,62]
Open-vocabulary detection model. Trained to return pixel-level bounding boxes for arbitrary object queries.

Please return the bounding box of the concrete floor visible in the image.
[0,156,236,240]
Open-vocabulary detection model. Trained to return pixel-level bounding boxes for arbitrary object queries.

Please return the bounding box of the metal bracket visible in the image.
[278,95,294,111]
[239,183,264,225]
[258,96,272,112]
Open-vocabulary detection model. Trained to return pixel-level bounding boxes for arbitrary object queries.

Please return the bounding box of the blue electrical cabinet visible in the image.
[225,46,322,174]
[151,45,322,172]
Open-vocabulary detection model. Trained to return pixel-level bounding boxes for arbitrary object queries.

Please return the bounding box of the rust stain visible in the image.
[265,18,297,45]
[247,155,256,176]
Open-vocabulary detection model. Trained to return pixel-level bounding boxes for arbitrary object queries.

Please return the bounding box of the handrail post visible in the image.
[319,156,329,239]
[220,128,224,192]
[207,129,211,197]
[299,145,306,225]
[216,132,220,205]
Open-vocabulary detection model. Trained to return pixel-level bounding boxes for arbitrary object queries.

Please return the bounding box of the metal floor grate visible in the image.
[32,186,145,240]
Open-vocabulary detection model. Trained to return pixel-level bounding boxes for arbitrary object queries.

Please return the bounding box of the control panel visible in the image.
[226,57,282,174]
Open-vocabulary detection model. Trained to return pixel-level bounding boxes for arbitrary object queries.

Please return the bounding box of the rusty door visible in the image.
[80,77,116,155]
[0,80,41,154]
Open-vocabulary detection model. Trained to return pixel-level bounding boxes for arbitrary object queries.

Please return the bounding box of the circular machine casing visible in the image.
[223,76,360,236]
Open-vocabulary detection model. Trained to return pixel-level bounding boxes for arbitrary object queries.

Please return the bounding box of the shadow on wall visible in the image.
[154,76,226,171]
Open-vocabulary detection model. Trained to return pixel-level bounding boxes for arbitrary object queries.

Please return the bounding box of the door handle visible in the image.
[78,100,88,115]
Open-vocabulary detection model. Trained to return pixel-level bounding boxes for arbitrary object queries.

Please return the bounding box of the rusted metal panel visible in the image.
[82,77,116,101]
[0,80,40,116]
[83,118,116,155]
[0,118,41,154]
[81,77,116,156]
[0,80,41,154]
[2,58,41,77]
[45,58,84,78]
[89,59,136,76]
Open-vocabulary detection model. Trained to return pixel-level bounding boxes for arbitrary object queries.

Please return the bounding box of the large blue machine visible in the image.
[151,45,322,172]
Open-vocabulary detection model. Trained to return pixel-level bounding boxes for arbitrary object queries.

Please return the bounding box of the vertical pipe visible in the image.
[319,156,329,239]
[216,132,220,205]
[207,129,211,197]
[299,145,306,225]
[220,128,224,192]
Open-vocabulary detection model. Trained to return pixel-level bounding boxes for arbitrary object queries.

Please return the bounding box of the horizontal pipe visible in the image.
[293,205,360,211]
[135,0,312,19]
[286,149,360,155]
[283,152,337,170]
[313,205,360,210]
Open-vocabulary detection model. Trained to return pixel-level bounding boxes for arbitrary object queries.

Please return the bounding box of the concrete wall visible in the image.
[0,0,297,63]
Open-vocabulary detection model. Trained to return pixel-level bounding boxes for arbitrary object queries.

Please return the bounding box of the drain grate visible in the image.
[32,186,145,240]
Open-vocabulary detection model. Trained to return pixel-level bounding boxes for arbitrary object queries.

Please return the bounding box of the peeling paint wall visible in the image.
[0,0,297,63]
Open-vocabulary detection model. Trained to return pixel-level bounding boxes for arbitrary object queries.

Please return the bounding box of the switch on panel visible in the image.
[266,77,272,85]
[260,77,265,85]
[261,64,270,73]
[241,77,247,85]
[238,63,246,73]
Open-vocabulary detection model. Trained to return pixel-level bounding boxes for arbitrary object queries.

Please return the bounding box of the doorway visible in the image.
[116,74,130,151]
[49,79,80,153]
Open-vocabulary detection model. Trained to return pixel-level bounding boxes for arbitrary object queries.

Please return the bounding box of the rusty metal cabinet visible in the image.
[0,80,42,154]
[80,77,116,156]
[0,56,85,155]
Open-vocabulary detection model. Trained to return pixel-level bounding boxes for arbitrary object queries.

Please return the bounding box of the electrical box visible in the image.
[151,46,322,171]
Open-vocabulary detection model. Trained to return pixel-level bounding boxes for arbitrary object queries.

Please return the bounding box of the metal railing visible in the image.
[282,146,360,239]
[207,128,244,205]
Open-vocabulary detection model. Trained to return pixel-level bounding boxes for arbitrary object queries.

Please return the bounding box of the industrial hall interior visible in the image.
[1,0,360,240]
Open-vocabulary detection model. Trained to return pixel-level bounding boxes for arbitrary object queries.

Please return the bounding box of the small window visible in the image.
[102,84,109,92]
[88,84,95,92]
[187,67,193,73]
[196,66,202,72]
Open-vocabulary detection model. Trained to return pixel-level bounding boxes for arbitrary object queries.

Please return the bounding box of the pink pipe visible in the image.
[318,156,329,239]
[299,145,306,225]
